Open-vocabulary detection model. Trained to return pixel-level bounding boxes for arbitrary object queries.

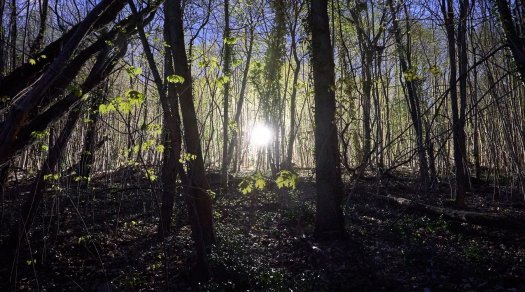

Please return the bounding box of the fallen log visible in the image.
[373,194,525,230]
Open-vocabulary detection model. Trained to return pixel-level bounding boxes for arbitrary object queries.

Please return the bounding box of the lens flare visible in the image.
[250,124,273,147]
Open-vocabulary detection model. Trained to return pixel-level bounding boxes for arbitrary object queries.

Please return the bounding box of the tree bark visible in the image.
[310,0,346,240]
[165,0,215,247]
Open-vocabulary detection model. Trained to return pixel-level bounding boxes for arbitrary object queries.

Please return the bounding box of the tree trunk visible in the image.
[310,0,346,240]
[442,0,468,207]
[285,6,301,169]
[226,27,254,170]
[165,0,215,247]
[9,0,16,71]
[494,0,525,85]
[77,89,103,183]
[157,4,186,237]
[0,0,6,77]
[221,0,232,188]
[29,0,49,54]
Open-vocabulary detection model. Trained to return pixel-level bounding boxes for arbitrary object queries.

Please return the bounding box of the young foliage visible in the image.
[167,74,185,84]
[275,170,299,189]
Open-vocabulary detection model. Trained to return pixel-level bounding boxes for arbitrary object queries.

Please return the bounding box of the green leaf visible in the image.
[126,90,145,105]
[31,130,49,139]
[232,59,243,68]
[254,176,266,190]
[216,75,230,87]
[127,66,142,77]
[275,170,298,190]
[224,36,237,45]
[167,74,185,84]
[179,153,197,163]
[98,104,107,114]
[145,169,157,181]
[29,58,36,65]
[238,178,253,195]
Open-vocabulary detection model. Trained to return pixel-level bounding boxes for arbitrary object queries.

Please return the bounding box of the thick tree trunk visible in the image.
[165,0,215,247]
[162,0,213,281]
[157,4,185,237]
[158,54,184,236]
[310,0,346,240]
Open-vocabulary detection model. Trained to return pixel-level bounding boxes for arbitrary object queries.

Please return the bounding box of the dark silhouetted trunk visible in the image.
[77,90,103,181]
[164,0,213,281]
[310,0,345,240]
[9,0,16,71]
[442,0,468,207]
[29,0,49,54]
[494,0,525,84]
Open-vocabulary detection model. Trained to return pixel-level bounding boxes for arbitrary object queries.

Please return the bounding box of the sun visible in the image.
[250,123,273,147]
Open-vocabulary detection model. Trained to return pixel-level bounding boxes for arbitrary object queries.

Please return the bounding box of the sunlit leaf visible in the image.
[167,74,185,84]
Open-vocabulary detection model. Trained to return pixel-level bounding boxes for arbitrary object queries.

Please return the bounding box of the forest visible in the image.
[0,0,524,290]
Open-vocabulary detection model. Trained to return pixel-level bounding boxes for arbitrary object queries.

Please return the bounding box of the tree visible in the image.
[221,0,232,187]
[387,0,430,188]
[442,0,469,207]
[165,0,216,247]
[310,0,346,239]
[0,38,127,279]
[494,0,525,85]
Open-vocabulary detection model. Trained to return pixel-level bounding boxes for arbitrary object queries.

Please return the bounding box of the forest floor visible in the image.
[1,169,525,291]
